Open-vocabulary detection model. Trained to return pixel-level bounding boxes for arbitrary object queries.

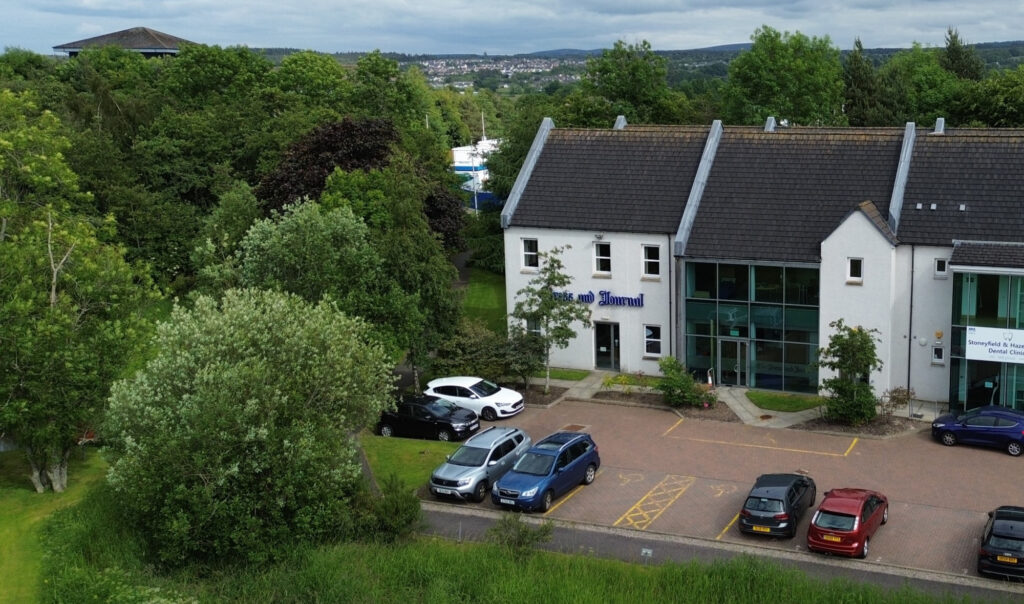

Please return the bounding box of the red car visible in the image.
[806,488,888,558]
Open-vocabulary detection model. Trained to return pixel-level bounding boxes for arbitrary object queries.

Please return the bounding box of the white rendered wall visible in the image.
[504,227,674,375]
[905,245,954,403]
[820,213,899,397]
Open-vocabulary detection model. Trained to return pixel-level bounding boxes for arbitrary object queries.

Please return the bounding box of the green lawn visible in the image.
[533,367,591,381]
[745,390,825,413]
[360,433,457,491]
[462,268,507,334]
[0,449,106,604]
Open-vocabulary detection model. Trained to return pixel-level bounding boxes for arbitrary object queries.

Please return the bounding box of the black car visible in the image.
[978,506,1024,579]
[932,405,1024,456]
[377,394,479,442]
[739,473,817,538]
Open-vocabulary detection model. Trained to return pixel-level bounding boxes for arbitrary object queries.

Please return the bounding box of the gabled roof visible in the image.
[854,200,899,245]
[684,127,905,263]
[898,129,1024,247]
[506,125,709,234]
[54,27,192,54]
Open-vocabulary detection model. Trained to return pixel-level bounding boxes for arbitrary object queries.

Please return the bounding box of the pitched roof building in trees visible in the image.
[54,27,192,57]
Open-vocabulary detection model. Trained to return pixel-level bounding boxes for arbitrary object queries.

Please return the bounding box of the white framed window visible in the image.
[644,325,662,356]
[642,245,660,277]
[934,258,949,279]
[522,238,539,269]
[594,242,611,273]
[847,257,863,284]
[526,318,541,336]
[932,345,945,365]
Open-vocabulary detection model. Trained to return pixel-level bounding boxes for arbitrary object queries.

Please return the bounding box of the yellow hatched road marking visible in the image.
[613,474,696,530]
[672,436,859,457]
[716,513,740,540]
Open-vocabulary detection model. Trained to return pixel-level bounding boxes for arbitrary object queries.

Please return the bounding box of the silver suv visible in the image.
[430,426,532,502]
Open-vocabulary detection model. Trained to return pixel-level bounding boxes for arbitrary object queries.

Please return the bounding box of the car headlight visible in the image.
[522,487,538,498]
[451,422,467,430]
[457,478,471,487]
[492,483,499,493]
[495,402,508,408]
[932,422,944,428]
[431,475,439,483]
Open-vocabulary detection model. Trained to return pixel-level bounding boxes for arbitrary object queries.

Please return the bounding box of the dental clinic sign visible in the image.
[551,290,644,307]
[966,326,1024,364]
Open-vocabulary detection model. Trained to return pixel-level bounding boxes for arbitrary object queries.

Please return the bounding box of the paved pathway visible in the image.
[532,370,946,427]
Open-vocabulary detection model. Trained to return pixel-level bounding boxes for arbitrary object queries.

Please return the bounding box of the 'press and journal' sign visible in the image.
[966,326,1024,364]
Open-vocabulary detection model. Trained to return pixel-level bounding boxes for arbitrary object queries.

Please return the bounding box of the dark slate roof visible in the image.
[951,241,1024,270]
[54,27,191,53]
[684,127,905,263]
[898,130,1024,246]
[856,200,899,245]
[507,125,708,233]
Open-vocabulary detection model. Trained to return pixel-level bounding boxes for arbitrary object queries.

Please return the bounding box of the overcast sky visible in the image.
[3,1,1022,56]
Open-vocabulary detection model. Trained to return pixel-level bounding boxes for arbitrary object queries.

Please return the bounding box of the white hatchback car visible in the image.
[425,377,524,421]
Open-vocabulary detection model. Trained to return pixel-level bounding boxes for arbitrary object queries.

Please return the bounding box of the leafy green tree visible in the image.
[104,289,395,565]
[581,40,692,124]
[0,209,154,492]
[957,65,1024,126]
[723,26,845,126]
[940,27,985,81]
[272,50,351,107]
[485,93,561,199]
[816,319,883,425]
[511,246,592,393]
[877,44,961,126]
[191,180,263,293]
[237,201,421,357]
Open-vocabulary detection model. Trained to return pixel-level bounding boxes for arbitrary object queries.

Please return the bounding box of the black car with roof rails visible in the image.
[376,394,479,442]
[739,473,817,538]
[978,506,1024,579]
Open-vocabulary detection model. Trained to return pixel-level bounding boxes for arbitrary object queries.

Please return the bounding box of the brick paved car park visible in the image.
[443,398,1024,586]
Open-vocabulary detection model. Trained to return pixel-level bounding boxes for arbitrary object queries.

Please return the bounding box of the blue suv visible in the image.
[491,431,600,512]
[932,405,1024,456]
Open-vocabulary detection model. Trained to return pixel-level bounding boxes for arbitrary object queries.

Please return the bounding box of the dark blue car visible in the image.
[932,405,1024,457]
[491,432,600,512]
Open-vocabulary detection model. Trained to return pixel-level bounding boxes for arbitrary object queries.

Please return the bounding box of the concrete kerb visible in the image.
[420,500,1024,597]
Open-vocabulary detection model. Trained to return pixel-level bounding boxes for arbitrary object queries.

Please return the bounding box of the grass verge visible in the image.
[462,268,507,334]
[360,433,457,492]
[746,390,825,413]
[0,448,106,604]
[533,367,591,381]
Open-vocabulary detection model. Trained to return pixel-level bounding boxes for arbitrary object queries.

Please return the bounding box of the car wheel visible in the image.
[540,490,553,513]
[481,407,497,421]
[881,505,888,525]
[583,463,597,485]
[859,537,870,559]
[437,429,451,442]
[1008,441,1023,457]
[940,431,957,447]
[379,424,394,437]
[473,480,488,503]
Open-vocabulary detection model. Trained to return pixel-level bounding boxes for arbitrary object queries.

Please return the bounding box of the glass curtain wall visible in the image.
[685,262,819,393]
[949,273,1024,411]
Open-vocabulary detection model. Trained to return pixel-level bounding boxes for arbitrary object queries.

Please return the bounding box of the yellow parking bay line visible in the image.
[716,513,739,540]
[673,436,859,458]
[544,470,602,516]
[613,475,696,531]
[661,417,685,437]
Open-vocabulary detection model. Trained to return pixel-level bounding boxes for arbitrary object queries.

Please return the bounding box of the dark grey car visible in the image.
[429,426,532,502]
[739,473,817,538]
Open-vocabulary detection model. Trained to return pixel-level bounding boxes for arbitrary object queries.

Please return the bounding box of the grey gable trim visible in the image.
[888,122,916,232]
[501,117,554,229]
[674,120,722,256]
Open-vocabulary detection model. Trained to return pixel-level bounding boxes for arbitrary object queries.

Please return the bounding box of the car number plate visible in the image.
[469,422,479,430]
[434,487,453,495]
[997,555,1018,564]
[500,498,515,505]
[823,535,841,543]
[752,525,771,533]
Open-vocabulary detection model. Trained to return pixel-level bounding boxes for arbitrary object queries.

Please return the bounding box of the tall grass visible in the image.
[462,268,507,334]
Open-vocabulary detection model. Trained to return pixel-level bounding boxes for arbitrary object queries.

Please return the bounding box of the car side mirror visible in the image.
[470,394,478,399]
[988,511,994,518]
[488,460,497,466]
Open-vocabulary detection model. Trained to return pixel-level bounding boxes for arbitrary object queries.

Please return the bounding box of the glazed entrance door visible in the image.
[719,339,747,386]
[595,323,620,371]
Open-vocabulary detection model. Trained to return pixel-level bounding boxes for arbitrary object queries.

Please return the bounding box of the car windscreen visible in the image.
[744,497,784,513]
[814,510,857,531]
[427,399,460,416]
[512,452,554,476]
[988,534,1024,554]
[448,446,489,467]
[471,379,501,397]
